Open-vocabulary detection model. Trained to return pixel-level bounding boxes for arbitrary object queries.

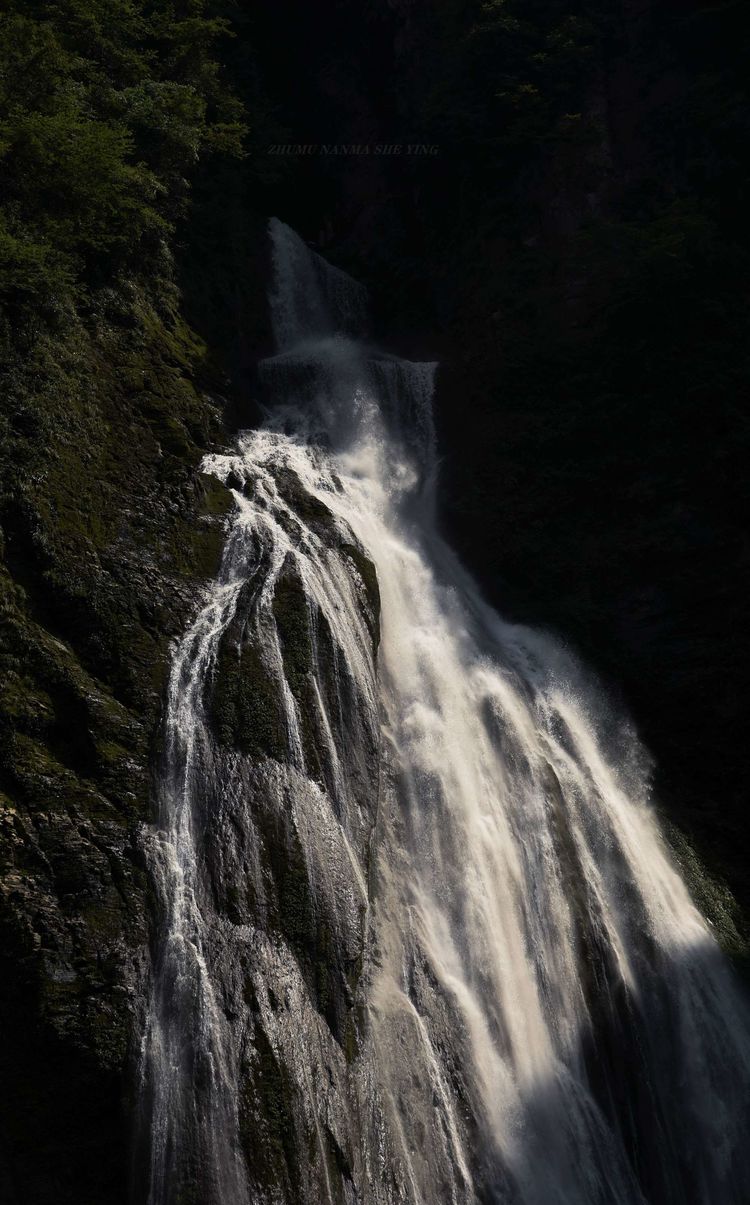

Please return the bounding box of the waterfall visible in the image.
[137,218,750,1205]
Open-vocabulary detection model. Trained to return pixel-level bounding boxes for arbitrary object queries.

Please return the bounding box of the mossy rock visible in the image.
[273,466,338,533]
[240,1020,302,1197]
[210,628,287,762]
[662,817,749,973]
[340,541,380,649]
[271,560,339,788]
[0,282,231,1201]
[272,560,315,702]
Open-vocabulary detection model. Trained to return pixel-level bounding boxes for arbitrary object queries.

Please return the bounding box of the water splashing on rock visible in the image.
[136,219,750,1205]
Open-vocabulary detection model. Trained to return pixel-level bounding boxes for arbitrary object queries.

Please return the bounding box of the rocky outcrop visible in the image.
[0,294,231,1203]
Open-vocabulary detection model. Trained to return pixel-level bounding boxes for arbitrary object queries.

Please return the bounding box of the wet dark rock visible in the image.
[0,293,231,1203]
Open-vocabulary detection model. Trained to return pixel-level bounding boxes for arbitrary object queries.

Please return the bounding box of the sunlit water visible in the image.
[136,219,750,1205]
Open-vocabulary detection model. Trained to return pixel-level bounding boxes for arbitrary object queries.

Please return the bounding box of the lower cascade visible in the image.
[136,219,750,1205]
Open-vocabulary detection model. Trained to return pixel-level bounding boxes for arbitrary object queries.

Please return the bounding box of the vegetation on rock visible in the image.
[0,3,249,1199]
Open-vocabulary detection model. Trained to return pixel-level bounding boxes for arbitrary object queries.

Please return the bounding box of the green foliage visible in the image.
[420,0,599,169]
[0,0,245,332]
[210,622,288,763]
[272,568,314,703]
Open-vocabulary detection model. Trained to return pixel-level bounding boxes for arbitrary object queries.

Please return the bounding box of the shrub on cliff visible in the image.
[0,0,245,338]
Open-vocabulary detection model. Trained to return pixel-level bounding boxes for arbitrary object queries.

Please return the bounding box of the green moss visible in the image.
[278,834,317,954]
[271,564,351,791]
[79,898,127,948]
[198,472,233,519]
[343,1012,359,1065]
[93,737,131,771]
[0,269,236,1193]
[340,542,380,648]
[240,1021,302,1196]
[210,632,286,762]
[272,568,314,701]
[662,818,749,970]
[187,523,227,583]
[0,671,54,730]
[274,467,336,530]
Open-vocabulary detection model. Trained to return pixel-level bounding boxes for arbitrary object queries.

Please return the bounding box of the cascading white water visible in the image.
[137,218,750,1205]
[136,543,252,1205]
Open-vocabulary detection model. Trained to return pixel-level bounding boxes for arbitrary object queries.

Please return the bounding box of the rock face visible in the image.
[133,407,384,1204]
[0,296,231,1203]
